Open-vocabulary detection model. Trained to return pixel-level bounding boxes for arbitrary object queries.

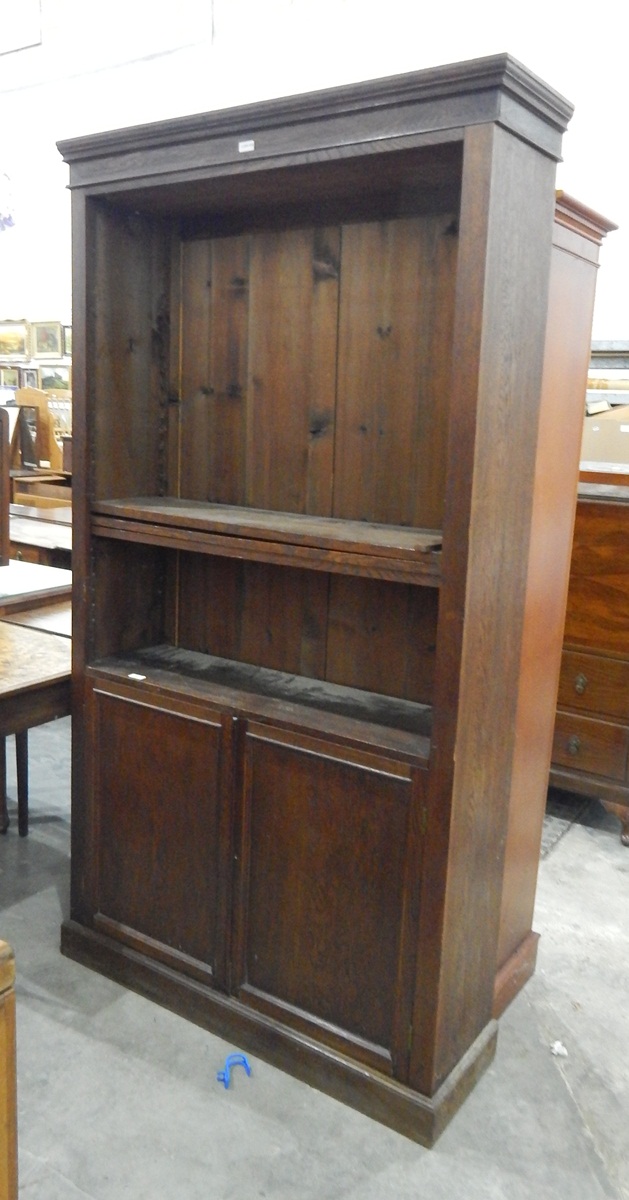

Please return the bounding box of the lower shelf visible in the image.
[89,643,432,762]
[60,919,498,1147]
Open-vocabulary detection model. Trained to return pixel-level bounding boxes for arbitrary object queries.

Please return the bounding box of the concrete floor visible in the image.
[1,716,628,1200]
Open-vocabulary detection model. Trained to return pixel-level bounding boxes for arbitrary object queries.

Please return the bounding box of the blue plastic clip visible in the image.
[217,1052,252,1089]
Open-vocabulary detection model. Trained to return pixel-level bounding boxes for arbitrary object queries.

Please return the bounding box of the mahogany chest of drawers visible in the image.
[550,484,629,843]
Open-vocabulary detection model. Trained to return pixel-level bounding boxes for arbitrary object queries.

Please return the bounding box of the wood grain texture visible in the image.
[93,689,229,977]
[563,499,629,654]
[411,122,557,1094]
[333,215,457,528]
[60,55,576,1141]
[233,725,413,1063]
[0,941,17,1200]
[496,194,613,990]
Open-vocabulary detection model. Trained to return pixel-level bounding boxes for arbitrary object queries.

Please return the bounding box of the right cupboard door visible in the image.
[232,721,425,1078]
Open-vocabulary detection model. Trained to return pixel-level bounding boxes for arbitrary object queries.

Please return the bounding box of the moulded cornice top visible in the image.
[57,53,574,188]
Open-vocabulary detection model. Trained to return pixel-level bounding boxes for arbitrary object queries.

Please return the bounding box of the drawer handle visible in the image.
[574,673,588,695]
[567,734,581,756]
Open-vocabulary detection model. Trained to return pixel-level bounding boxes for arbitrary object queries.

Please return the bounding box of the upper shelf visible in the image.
[91,497,443,585]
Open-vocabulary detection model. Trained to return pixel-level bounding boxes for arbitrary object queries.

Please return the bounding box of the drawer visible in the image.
[558,651,629,721]
[552,712,629,781]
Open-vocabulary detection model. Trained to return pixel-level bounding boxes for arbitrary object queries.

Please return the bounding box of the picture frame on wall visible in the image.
[39,364,71,391]
[63,325,72,356]
[31,321,63,357]
[0,320,29,358]
[0,367,19,387]
[20,366,40,388]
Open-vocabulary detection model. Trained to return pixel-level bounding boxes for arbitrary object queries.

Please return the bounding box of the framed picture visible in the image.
[20,367,40,389]
[40,364,71,391]
[0,320,29,358]
[31,321,63,358]
[63,325,72,356]
[0,366,19,386]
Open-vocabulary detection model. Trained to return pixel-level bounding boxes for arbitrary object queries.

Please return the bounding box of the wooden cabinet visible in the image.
[59,55,596,1143]
[494,194,616,1015]
[550,486,629,844]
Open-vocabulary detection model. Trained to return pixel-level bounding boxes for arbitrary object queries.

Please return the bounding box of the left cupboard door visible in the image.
[87,681,235,990]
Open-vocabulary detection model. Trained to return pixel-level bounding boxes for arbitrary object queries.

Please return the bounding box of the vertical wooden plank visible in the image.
[179,238,213,499]
[0,941,17,1200]
[92,206,172,499]
[246,226,339,514]
[176,555,328,680]
[179,235,250,503]
[167,236,183,496]
[326,576,438,704]
[333,214,457,529]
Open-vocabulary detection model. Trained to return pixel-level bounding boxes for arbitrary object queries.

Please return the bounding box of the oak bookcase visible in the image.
[58,55,601,1142]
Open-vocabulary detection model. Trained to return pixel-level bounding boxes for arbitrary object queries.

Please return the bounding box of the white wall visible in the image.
[0,0,626,336]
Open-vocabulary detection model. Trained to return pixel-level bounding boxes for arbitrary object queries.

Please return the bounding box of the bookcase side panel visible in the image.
[414,122,558,1091]
[90,204,173,500]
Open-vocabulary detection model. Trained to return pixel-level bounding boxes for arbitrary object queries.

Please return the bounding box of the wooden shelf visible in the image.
[92,498,443,585]
[89,644,432,763]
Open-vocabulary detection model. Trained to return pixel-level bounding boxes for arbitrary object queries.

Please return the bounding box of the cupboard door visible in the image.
[90,686,232,985]
[233,723,422,1076]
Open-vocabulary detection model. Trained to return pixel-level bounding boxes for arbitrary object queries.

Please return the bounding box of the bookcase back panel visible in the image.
[175,554,438,704]
[92,539,169,660]
[325,575,438,702]
[176,212,457,527]
[179,235,249,504]
[333,214,457,529]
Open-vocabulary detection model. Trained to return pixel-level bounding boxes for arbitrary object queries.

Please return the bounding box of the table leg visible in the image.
[0,738,7,834]
[16,732,28,837]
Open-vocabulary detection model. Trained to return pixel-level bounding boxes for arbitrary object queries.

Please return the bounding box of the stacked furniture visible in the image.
[58,55,606,1142]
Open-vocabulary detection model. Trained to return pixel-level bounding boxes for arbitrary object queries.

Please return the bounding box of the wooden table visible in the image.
[0,618,71,836]
[0,559,71,616]
[9,508,72,569]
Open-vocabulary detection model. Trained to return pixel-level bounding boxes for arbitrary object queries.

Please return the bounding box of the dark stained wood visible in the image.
[333,214,457,528]
[92,204,173,500]
[86,649,432,759]
[246,226,340,513]
[233,723,413,1069]
[411,121,558,1095]
[91,497,442,558]
[495,193,616,1009]
[326,575,438,703]
[179,235,250,503]
[58,55,580,1143]
[91,687,229,981]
